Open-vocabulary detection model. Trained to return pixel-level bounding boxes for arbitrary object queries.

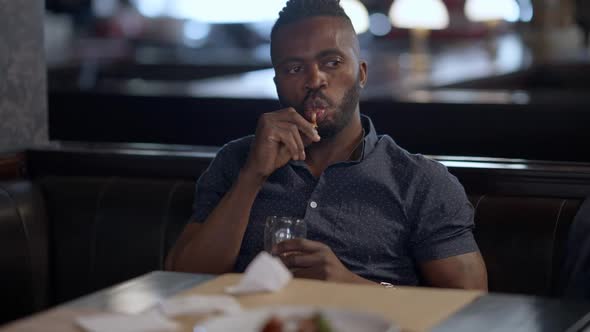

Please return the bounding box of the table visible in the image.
[0,271,588,332]
[176,274,481,332]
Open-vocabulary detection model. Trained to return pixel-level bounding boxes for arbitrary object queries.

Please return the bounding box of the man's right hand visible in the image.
[168,109,319,274]
[242,108,321,180]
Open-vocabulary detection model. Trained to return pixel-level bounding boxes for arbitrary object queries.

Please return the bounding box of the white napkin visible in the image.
[158,295,242,317]
[225,251,292,295]
[76,311,178,332]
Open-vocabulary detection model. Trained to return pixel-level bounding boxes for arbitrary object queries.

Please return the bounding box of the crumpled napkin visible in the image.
[158,295,242,317]
[225,251,292,295]
[76,311,178,332]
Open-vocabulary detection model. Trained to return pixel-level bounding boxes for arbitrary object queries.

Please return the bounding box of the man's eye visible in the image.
[287,66,302,74]
[325,59,342,67]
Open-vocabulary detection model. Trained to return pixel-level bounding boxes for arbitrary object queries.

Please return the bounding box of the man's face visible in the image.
[272,16,367,139]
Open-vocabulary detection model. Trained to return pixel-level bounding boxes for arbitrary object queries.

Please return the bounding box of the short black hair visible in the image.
[270,0,355,62]
[273,0,351,31]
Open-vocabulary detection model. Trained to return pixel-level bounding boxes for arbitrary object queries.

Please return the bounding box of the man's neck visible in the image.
[305,113,363,178]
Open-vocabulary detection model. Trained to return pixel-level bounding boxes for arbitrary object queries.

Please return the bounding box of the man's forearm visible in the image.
[167,169,266,274]
[349,273,378,285]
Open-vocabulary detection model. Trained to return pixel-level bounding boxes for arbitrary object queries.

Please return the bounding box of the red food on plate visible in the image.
[261,316,284,332]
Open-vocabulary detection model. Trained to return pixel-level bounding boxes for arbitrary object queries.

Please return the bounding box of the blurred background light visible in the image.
[167,0,284,23]
[131,0,166,18]
[517,0,534,22]
[369,12,392,36]
[388,0,450,72]
[130,0,284,23]
[183,20,211,46]
[465,0,521,23]
[130,0,369,34]
[388,0,450,30]
[340,0,370,34]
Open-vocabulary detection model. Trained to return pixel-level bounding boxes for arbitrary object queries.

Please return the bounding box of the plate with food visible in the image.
[193,306,398,332]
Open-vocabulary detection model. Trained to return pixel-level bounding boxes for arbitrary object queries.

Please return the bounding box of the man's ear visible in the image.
[358,61,368,88]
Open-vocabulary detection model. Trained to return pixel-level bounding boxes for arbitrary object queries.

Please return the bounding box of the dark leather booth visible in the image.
[1,145,590,325]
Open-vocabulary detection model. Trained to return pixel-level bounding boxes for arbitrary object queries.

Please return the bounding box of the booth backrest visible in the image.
[1,146,590,324]
[0,181,49,322]
[39,176,195,304]
[469,195,581,296]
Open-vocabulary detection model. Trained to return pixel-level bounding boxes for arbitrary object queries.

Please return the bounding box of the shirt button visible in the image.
[310,201,318,209]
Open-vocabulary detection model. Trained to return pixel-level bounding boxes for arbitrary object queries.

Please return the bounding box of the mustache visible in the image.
[302,90,332,109]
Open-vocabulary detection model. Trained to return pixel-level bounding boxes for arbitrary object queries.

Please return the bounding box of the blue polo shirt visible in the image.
[192,115,479,285]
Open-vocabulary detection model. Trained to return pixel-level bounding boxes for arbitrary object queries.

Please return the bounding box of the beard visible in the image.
[279,77,361,140]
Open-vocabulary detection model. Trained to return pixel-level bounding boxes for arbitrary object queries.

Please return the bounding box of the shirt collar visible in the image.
[359,113,378,160]
[290,114,378,167]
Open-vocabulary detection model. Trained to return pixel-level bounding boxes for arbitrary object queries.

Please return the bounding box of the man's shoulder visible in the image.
[206,135,254,173]
[375,135,443,168]
[374,135,453,182]
[375,139,469,216]
[216,135,254,158]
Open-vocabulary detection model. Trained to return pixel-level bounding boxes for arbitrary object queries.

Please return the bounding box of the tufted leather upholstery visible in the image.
[39,176,195,304]
[1,147,590,325]
[0,181,49,323]
[560,199,590,299]
[469,195,581,296]
[0,179,585,316]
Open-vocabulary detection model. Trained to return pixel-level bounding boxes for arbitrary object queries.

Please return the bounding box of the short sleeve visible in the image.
[410,160,479,263]
[191,138,250,223]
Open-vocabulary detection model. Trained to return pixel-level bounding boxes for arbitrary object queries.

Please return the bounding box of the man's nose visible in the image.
[304,65,327,90]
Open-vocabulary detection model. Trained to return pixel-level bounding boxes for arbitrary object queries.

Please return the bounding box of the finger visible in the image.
[275,238,326,255]
[291,266,326,280]
[268,127,301,161]
[272,108,319,146]
[276,123,305,160]
[279,108,321,143]
[281,252,325,269]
